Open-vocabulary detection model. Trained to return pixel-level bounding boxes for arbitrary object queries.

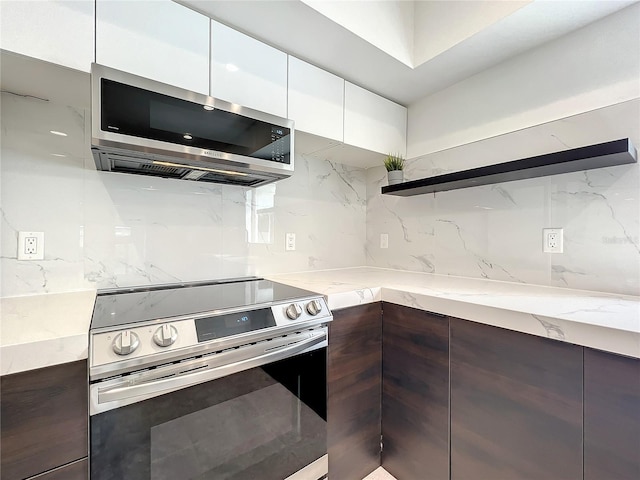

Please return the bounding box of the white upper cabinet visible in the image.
[0,0,94,72]
[95,0,209,94]
[344,82,407,156]
[211,21,287,118]
[288,57,344,141]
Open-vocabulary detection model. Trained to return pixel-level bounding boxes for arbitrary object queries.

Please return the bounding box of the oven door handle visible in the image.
[97,330,326,406]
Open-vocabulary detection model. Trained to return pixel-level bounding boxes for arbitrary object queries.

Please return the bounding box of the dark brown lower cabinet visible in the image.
[3,306,637,480]
[381,302,449,480]
[328,303,382,480]
[329,303,639,480]
[450,318,583,480]
[0,360,88,480]
[584,349,640,480]
[30,458,88,480]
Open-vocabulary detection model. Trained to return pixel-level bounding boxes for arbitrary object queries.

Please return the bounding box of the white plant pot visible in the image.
[387,170,404,185]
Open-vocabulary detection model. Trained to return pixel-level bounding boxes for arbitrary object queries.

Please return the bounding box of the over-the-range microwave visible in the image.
[91,64,294,187]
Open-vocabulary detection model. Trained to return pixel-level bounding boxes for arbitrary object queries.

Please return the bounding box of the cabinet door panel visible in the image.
[382,303,449,480]
[584,349,640,480]
[288,57,344,141]
[211,21,287,118]
[0,0,94,72]
[328,303,382,480]
[96,0,209,94]
[1,360,88,480]
[344,82,406,156]
[450,318,582,480]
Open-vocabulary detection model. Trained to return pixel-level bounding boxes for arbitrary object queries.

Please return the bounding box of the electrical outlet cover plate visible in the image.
[285,233,296,251]
[18,231,45,260]
[543,228,563,253]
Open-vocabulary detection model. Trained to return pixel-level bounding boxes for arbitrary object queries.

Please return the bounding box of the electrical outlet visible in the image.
[25,236,37,254]
[285,233,296,251]
[543,228,563,253]
[18,231,45,260]
[380,233,389,249]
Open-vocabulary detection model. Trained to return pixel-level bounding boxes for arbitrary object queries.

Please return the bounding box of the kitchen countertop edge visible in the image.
[2,268,638,375]
[268,267,640,359]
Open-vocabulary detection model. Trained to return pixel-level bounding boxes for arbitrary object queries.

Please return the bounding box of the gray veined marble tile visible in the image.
[366,149,639,295]
[2,82,639,297]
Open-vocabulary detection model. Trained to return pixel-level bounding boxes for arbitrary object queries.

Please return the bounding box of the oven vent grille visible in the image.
[199,171,266,187]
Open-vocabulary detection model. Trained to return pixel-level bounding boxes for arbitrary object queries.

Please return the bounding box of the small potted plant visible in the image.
[384,153,405,185]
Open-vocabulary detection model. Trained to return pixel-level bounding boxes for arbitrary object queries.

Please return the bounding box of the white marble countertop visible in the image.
[267,267,640,359]
[1,267,638,375]
[1,290,96,375]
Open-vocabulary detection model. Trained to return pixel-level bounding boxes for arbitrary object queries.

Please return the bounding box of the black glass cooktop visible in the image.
[90,278,318,330]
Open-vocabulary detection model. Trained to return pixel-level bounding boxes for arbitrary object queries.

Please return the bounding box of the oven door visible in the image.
[90,334,327,480]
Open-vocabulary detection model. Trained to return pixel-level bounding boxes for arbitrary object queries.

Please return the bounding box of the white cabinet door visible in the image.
[0,0,94,72]
[288,57,344,141]
[211,21,287,118]
[96,0,209,94]
[344,82,407,156]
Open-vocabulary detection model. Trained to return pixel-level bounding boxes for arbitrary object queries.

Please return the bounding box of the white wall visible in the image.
[301,0,414,67]
[408,3,640,159]
[413,0,530,66]
[0,88,366,297]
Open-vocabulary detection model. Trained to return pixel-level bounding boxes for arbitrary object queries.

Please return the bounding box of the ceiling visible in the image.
[179,0,638,106]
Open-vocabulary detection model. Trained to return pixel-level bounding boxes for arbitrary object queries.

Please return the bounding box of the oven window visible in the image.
[90,349,326,480]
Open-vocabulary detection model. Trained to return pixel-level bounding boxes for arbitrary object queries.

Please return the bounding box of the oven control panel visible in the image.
[90,296,331,377]
[274,298,330,324]
[91,318,199,367]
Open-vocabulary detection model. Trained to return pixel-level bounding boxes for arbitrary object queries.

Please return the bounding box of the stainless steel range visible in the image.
[88,277,331,480]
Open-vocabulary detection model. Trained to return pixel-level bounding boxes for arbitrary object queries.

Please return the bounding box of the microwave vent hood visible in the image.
[91,64,294,187]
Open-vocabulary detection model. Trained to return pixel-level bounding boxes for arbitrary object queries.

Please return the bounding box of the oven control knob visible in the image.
[112,331,140,356]
[306,299,323,316]
[285,303,303,320]
[153,324,178,347]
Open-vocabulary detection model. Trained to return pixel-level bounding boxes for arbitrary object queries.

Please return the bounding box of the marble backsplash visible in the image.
[0,91,367,296]
[2,90,638,297]
[366,158,640,296]
[367,99,640,295]
[367,99,640,296]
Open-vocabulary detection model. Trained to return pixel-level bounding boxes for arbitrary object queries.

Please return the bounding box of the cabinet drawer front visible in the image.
[328,303,382,480]
[382,303,449,480]
[1,360,88,480]
[584,349,640,480]
[29,458,88,480]
[450,319,583,480]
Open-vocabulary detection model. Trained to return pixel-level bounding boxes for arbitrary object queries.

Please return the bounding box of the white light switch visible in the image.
[380,233,389,249]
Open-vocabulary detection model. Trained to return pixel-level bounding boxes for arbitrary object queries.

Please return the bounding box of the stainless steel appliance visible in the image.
[88,277,330,480]
[91,64,294,187]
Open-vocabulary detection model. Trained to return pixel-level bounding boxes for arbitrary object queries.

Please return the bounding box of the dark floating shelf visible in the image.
[382,138,637,196]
